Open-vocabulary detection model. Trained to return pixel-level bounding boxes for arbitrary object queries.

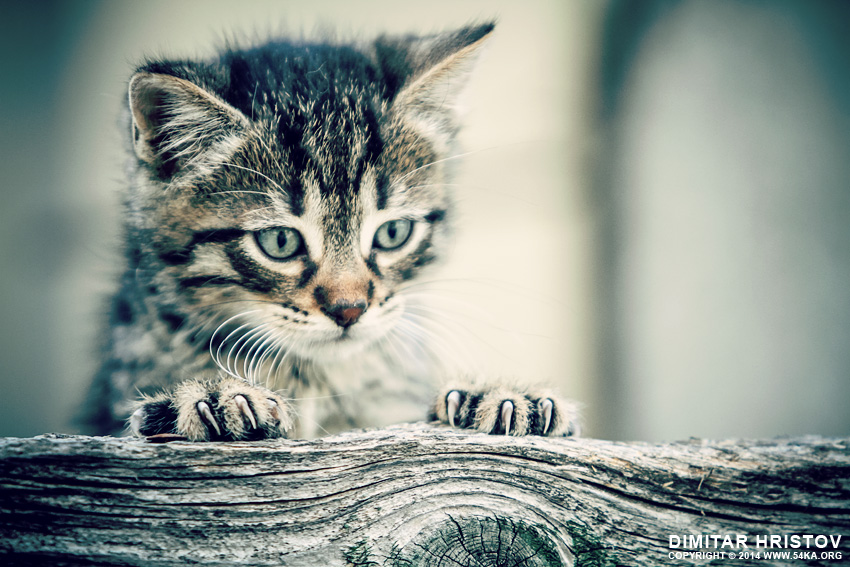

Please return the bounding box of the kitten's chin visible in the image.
[291,327,385,362]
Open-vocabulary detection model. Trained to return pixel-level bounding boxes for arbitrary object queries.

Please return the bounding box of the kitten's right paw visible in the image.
[431,383,580,437]
[129,377,292,441]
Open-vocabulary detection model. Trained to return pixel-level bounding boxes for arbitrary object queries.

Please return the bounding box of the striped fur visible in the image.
[83,24,496,438]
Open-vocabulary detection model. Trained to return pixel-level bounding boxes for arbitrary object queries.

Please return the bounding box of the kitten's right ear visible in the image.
[387,23,495,122]
[128,72,249,178]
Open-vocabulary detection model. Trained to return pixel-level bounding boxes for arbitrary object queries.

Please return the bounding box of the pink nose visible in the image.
[326,300,366,328]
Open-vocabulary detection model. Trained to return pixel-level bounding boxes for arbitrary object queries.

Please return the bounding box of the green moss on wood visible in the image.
[565,522,615,567]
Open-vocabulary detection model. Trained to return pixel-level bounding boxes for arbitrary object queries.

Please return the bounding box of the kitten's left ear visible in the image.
[388,22,495,121]
[128,71,250,178]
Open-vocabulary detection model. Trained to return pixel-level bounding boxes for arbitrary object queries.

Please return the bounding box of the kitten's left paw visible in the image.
[431,384,580,437]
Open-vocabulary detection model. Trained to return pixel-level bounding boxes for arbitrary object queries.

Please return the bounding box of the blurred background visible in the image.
[0,0,847,442]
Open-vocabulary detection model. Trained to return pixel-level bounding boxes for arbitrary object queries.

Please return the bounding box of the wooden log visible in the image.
[0,423,848,566]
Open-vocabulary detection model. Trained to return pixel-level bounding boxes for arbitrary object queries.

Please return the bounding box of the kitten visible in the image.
[83,23,580,441]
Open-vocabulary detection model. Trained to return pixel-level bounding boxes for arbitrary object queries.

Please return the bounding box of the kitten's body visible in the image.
[84,24,578,441]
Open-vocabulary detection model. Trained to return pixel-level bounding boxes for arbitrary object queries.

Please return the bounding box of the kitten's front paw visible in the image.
[130,377,292,441]
[431,384,580,437]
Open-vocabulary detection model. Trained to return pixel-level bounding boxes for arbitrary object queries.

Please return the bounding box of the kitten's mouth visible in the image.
[329,322,387,350]
[282,325,377,362]
[334,326,365,344]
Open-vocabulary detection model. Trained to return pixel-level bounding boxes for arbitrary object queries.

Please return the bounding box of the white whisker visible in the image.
[241,326,272,384]
[394,316,466,373]
[220,322,255,377]
[248,327,282,383]
[209,310,261,376]
[377,327,414,373]
[210,161,284,192]
[264,335,292,389]
[232,323,271,380]
[395,149,481,185]
[212,190,271,197]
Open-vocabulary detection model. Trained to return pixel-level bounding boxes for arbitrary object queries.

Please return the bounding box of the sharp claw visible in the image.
[196,401,221,437]
[447,391,461,427]
[129,407,144,437]
[267,398,281,422]
[234,395,257,430]
[501,401,514,436]
[540,398,554,435]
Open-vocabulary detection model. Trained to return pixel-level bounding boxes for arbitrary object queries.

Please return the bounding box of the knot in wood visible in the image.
[383,514,569,566]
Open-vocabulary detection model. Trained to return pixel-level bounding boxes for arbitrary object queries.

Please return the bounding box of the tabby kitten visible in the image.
[84,23,579,441]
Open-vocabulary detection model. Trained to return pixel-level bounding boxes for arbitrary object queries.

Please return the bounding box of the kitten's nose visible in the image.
[326,299,366,328]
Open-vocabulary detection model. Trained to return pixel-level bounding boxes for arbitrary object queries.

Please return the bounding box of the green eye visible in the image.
[373,219,413,251]
[255,227,304,260]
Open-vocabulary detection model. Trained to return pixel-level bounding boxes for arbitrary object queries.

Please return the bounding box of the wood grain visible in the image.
[1,423,848,566]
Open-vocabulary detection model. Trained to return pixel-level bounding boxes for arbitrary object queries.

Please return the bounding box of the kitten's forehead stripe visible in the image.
[375,175,389,210]
[272,120,309,216]
[223,42,389,210]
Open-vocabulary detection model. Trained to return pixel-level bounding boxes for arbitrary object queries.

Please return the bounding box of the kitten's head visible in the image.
[126,24,493,368]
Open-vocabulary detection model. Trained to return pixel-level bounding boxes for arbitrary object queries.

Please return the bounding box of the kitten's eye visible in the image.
[255,227,304,260]
[373,219,413,251]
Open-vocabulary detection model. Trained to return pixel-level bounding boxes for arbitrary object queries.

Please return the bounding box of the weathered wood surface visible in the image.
[0,423,848,566]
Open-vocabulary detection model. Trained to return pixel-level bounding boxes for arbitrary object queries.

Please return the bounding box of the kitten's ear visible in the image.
[389,23,495,120]
[128,72,249,178]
